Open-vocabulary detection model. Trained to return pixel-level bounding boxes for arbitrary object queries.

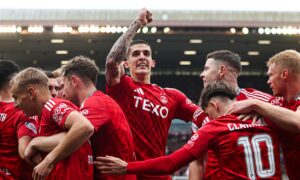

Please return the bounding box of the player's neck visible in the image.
[0,88,14,102]
[78,84,97,106]
[38,92,53,115]
[223,75,238,91]
[285,81,300,103]
[132,74,151,84]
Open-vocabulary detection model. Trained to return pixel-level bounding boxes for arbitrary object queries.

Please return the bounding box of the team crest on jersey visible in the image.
[187,134,198,147]
[0,113,7,122]
[191,134,199,141]
[160,93,168,104]
[52,103,71,126]
[81,109,89,116]
[186,98,192,105]
[25,122,37,134]
[88,155,93,165]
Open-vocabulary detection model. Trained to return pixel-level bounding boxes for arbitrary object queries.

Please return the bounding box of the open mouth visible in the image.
[137,63,148,69]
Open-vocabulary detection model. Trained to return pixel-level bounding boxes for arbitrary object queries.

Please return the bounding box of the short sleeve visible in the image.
[15,114,37,139]
[80,105,109,132]
[50,101,76,129]
[169,88,199,123]
[106,75,133,98]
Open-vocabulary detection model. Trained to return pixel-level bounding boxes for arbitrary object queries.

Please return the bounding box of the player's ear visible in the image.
[151,59,156,68]
[71,75,80,87]
[123,61,130,69]
[219,64,227,78]
[28,87,35,100]
[210,101,218,110]
[281,69,288,79]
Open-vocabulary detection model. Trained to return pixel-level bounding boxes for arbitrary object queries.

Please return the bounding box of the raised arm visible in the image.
[105,8,152,87]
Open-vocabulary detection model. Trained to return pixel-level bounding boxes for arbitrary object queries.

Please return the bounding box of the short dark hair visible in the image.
[44,71,55,78]
[200,81,236,109]
[0,60,20,89]
[126,39,152,58]
[206,50,242,73]
[62,56,99,85]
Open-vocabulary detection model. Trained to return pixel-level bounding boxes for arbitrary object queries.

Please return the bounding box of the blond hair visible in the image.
[52,67,63,78]
[267,50,300,74]
[10,67,48,93]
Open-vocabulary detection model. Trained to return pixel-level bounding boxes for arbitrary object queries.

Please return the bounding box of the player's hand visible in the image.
[33,153,43,165]
[227,99,256,115]
[32,157,54,180]
[136,8,153,26]
[94,155,128,175]
[237,113,261,124]
[24,140,39,166]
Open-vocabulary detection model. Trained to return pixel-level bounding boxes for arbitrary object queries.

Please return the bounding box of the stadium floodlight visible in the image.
[51,39,64,43]
[258,28,264,34]
[100,26,106,33]
[28,26,44,33]
[116,26,122,33]
[184,50,197,55]
[53,26,73,33]
[150,27,157,33]
[110,26,117,33]
[122,27,128,33]
[248,51,260,56]
[78,26,90,33]
[90,25,100,33]
[61,60,69,65]
[271,28,277,35]
[264,28,271,35]
[242,27,249,34]
[241,61,250,66]
[0,26,18,33]
[163,27,170,33]
[282,27,288,35]
[56,50,68,55]
[179,61,191,65]
[142,27,148,33]
[258,40,271,45]
[276,27,282,35]
[105,26,111,33]
[230,28,236,34]
[189,39,202,44]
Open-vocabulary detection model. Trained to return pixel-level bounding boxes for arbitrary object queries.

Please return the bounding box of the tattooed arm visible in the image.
[105,8,152,87]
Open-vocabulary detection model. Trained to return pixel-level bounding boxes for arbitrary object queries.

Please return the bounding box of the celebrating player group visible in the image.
[1,8,300,180]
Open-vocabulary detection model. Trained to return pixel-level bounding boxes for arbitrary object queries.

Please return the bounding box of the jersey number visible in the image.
[238,134,275,179]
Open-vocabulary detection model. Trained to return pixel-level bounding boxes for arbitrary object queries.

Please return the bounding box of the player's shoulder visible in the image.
[163,87,186,96]
[240,88,272,101]
[44,98,77,112]
[85,90,114,106]
[202,114,237,127]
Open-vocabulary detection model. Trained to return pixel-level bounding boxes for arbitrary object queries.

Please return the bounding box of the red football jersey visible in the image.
[191,88,272,179]
[107,75,199,180]
[80,90,136,180]
[0,101,37,180]
[185,114,281,180]
[39,98,93,180]
[269,96,300,180]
